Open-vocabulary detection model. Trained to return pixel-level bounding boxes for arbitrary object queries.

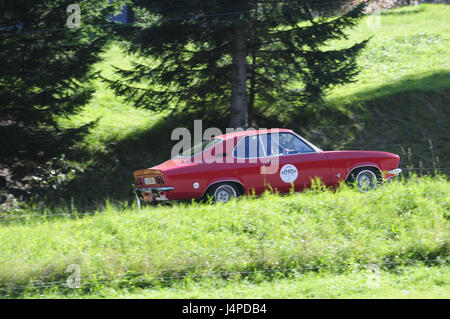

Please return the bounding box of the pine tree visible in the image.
[0,0,119,199]
[106,0,368,129]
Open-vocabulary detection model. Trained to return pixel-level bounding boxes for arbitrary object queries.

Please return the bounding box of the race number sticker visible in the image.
[280,164,298,183]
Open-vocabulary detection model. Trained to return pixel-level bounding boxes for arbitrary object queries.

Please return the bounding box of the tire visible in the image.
[347,167,380,192]
[205,182,241,203]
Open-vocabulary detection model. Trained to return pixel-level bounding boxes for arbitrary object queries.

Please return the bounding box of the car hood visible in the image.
[322,150,399,159]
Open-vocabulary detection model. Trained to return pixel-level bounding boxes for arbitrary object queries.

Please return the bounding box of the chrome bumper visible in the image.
[135,186,174,196]
[388,168,402,176]
[134,186,175,204]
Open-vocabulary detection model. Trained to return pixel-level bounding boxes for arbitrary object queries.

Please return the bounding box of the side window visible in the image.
[234,137,246,158]
[278,133,315,155]
[260,134,283,156]
[247,135,260,158]
[233,135,264,158]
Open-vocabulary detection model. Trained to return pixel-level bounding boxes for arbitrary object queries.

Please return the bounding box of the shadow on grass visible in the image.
[36,71,450,210]
[295,71,449,167]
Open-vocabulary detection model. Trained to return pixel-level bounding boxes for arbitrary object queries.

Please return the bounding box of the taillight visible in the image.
[156,175,165,184]
[157,175,165,184]
[136,175,164,185]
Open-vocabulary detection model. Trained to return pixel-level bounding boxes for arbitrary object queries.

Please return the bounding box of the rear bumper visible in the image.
[136,186,175,193]
[134,186,175,202]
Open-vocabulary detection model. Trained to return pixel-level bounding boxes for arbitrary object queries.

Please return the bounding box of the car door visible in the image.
[260,133,331,193]
[232,134,266,194]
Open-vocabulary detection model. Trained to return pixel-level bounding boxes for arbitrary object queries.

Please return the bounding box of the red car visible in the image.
[133,129,401,206]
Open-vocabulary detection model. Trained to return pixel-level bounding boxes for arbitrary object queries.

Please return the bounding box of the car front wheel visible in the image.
[348,168,380,192]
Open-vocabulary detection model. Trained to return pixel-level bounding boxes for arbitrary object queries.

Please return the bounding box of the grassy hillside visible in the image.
[0,177,448,298]
[312,4,449,168]
[1,4,448,299]
[52,4,450,207]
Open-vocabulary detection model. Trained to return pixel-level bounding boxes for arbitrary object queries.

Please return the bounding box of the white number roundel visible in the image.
[280,164,298,183]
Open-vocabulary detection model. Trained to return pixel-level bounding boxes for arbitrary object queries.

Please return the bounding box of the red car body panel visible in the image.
[323,150,400,186]
[134,129,401,202]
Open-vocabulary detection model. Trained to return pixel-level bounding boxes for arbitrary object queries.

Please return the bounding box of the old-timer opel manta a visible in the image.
[133,129,401,207]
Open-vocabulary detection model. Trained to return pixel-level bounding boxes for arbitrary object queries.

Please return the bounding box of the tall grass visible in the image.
[34,264,448,299]
[0,176,448,295]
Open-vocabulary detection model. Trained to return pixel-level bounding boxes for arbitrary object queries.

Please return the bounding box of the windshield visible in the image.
[175,139,222,158]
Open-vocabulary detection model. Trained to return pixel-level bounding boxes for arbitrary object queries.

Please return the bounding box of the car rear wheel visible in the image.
[206,182,241,203]
[348,167,380,192]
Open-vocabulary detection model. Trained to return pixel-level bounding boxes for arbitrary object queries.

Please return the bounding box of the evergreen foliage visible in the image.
[106,0,368,127]
[0,0,121,197]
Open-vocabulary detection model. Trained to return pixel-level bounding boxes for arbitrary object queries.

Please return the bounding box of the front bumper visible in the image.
[384,168,402,181]
[388,168,402,175]
[134,186,175,203]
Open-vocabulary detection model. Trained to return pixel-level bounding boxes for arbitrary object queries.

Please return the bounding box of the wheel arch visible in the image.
[202,179,245,198]
[346,164,382,182]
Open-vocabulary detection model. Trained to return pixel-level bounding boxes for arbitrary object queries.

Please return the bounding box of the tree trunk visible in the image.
[248,50,256,128]
[247,2,258,128]
[229,26,248,129]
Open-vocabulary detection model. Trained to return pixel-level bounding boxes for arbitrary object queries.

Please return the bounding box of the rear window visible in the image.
[177,139,222,158]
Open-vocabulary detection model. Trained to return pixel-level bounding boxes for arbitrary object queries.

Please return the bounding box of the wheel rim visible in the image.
[356,170,377,192]
[214,185,237,203]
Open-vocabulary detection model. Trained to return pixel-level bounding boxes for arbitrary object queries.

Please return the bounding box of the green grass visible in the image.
[326,4,449,103]
[303,4,450,168]
[23,264,449,299]
[1,176,449,298]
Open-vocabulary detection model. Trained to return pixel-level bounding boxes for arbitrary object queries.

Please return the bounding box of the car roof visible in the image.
[215,128,293,140]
